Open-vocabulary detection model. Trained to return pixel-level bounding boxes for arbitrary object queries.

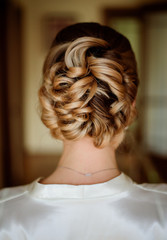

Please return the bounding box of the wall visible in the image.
[143,12,167,155]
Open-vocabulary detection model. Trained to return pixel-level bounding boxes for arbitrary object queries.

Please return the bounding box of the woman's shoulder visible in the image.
[135,181,167,195]
[130,180,167,207]
[0,182,34,204]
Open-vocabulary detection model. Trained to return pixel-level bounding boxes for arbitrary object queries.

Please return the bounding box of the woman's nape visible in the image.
[40,132,125,185]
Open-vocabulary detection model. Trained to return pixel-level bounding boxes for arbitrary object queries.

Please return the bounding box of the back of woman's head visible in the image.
[39,22,139,148]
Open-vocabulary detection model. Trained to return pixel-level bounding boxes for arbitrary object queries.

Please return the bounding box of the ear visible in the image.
[132,99,136,108]
[111,131,125,150]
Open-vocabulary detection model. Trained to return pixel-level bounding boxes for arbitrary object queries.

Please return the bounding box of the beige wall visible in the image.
[12,0,163,156]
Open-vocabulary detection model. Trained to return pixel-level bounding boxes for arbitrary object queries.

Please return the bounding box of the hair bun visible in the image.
[39,30,138,148]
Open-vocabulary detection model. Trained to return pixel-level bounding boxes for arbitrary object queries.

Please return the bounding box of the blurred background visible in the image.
[0,0,167,188]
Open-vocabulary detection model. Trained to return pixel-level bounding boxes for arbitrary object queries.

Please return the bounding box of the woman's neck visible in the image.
[41,136,121,185]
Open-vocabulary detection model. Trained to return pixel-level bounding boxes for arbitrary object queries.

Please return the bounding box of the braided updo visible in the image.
[39,22,139,148]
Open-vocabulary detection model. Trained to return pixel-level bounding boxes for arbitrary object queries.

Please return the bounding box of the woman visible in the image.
[0,22,167,240]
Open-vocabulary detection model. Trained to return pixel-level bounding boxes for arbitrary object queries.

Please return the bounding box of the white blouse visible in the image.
[0,172,167,240]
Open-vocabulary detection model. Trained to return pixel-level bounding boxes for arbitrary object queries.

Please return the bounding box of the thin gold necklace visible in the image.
[57,166,118,177]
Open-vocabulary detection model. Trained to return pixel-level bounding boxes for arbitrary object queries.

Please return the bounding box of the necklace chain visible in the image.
[57,166,118,177]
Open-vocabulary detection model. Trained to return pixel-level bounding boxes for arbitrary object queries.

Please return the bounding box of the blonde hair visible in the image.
[39,23,138,148]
